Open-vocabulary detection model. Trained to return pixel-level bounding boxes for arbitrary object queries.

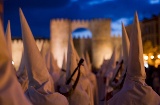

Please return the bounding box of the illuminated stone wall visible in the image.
[12,40,23,70]
[11,39,46,70]
[89,19,112,69]
[111,35,122,47]
[111,35,122,59]
[50,19,71,68]
[73,37,92,58]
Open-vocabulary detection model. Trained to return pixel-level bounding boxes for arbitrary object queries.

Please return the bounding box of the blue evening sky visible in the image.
[4,0,160,38]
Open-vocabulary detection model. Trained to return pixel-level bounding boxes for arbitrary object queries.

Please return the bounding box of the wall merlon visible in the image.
[50,18,70,24]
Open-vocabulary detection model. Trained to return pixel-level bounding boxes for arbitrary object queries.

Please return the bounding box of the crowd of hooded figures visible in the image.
[0,8,160,105]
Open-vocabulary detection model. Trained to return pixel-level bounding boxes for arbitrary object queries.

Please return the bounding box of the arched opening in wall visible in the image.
[72,28,92,38]
[72,28,92,62]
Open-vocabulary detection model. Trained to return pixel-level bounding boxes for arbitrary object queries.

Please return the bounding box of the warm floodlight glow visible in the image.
[143,55,148,61]
[150,55,154,59]
[157,54,160,59]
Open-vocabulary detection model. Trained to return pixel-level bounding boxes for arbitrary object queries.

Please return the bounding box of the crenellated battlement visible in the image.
[90,18,111,22]
[73,35,92,39]
[111,34,122,38]
[50,18,70,23]
[50,18,110,24]
[72,19,89,24]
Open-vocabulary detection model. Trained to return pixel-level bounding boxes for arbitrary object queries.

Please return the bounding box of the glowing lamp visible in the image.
[150,55,154,59]
[143,55,148,61]
[157,54,160,59]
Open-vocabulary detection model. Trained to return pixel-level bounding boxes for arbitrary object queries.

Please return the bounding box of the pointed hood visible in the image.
[127,12,146,80]
[66,34,78,81]
[118,45,123,60]
[19,8,50,87]
[45,49,51,71]
[40,41,46,60]
[5,20,12,59]
[108,13,160,105]
[85,52,92,72]
[105,47,117,75]
[50,51,60,73]
[122,23,130,71]
[75,49,86,76]
[99,59,109,76]
[40,41,49,60]
[0,19,31,105]
[16,51,25,77]
[112,53,123,80]
[81,53,91,75]
[41,42,51,71]
[62,53,67,70]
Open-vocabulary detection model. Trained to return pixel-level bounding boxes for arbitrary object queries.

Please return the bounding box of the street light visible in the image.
[157,54,160,59]
[150,55,154,59]
[144,55,148,61]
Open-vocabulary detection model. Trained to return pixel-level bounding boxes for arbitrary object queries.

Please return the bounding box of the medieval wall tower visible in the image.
[50,19,71,67]
[89,19,112,69]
